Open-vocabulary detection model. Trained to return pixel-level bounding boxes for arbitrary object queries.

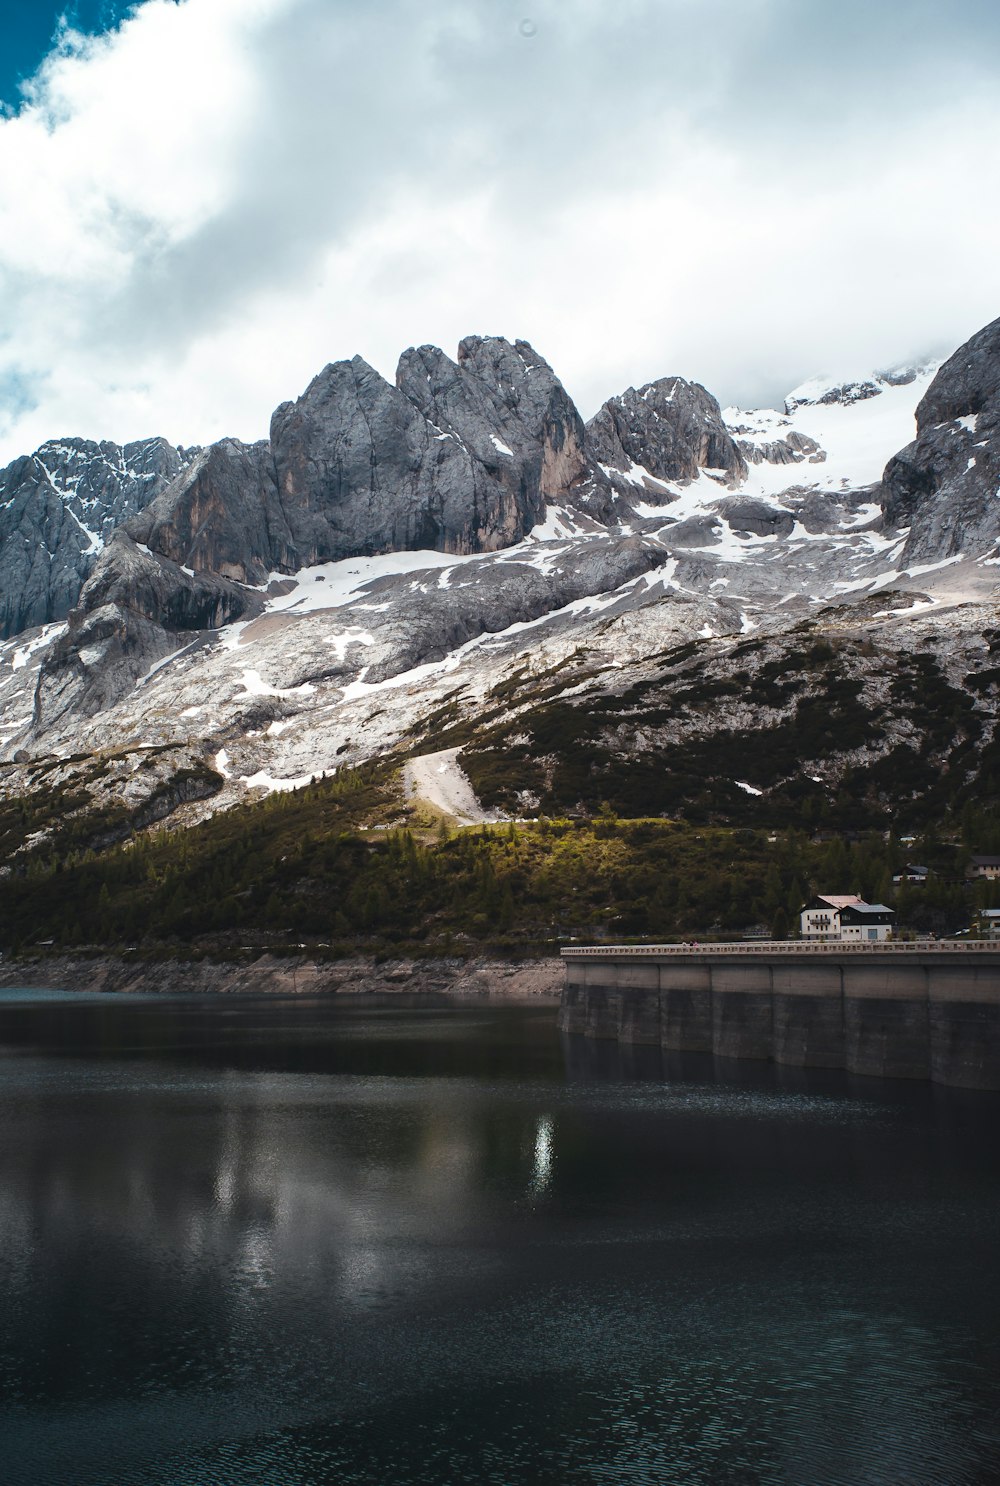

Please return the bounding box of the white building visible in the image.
[800,894,895,943]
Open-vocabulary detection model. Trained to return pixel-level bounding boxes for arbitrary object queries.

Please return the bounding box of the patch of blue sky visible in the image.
[1,1,138,110]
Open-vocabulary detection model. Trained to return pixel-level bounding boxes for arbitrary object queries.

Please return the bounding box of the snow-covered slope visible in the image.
[725,364,939,500]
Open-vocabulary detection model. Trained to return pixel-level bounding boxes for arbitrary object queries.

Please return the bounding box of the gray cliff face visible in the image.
[451,335,588,502]
[32,602,179,729]
[129,439,280,585]
[0,437,192,639]
[31,335,594,724]
[270,336,584,567]
[881,317,1000,562]
[81,534,261,632]
[271,356,446,563]
[2,337,589,650]
[587,376,748,496]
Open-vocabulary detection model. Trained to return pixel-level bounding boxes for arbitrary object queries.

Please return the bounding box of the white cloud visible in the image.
[0,0,998,463]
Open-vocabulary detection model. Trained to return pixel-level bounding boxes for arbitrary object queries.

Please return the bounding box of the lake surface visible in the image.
[0,988,998,1485]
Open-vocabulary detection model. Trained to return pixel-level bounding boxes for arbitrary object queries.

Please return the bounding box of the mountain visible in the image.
[881,314,1000,564]
[0,436,193,640]
[2,317,1000,886]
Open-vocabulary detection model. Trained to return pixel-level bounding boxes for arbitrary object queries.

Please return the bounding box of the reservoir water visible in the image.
[0,988,998,1485]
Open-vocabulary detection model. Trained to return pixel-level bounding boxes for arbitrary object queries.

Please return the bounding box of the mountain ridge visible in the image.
[1,315,999,871]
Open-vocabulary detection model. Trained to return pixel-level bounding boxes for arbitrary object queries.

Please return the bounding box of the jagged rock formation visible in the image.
[0,437,192,639]
[129,440,280,584]
[1,338,592,653]
[23,336,596,725]
[587,376,747,496]
[25,331,774,741]
[270,337,583,566]
[129,335,590,589]
[32,535,262,729]
[881,317,1000,563]
[731,428,824,466]
[78,534,257,632]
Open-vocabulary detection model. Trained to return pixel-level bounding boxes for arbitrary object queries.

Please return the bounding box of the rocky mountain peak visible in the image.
[784,364,932,415]
[455,334,549,387]
[881,316,1000,562]
[0,435,194,641]
[399,337,589,506]
[914,315,1000,427]
[587,375,747,492]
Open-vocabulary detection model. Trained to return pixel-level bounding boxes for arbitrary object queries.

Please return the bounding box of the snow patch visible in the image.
[528,505,586,541]
[263,550,481,615]
[237,669,316,699]
[325,629,375,663]
[241,769,314,794]
[10,623,65,671]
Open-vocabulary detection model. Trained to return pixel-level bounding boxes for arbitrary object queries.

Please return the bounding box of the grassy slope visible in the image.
[3,621,1000,958]
[0,768,987,957]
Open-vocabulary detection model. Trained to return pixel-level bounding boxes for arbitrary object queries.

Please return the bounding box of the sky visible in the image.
[0,0,998,462]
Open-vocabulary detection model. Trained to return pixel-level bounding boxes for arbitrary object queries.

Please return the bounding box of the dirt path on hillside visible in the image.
[404,746,500,825]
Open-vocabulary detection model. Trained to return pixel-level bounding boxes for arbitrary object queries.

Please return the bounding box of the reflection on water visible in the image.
[531,1113,554,1195]
[0,991,997,1485]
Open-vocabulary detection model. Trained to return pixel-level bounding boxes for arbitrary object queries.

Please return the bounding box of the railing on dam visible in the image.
[561,940,1000,958]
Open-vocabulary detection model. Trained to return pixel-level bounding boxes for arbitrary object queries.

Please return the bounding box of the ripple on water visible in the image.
[0,999,997,1485]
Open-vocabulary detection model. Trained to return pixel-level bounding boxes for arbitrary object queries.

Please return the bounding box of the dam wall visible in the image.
[560,943,1000,1090]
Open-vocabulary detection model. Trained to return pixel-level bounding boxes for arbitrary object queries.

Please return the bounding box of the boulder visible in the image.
[720,498,796,539]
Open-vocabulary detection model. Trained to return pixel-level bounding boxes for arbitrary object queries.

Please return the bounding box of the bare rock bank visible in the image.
[0,954,563,1002]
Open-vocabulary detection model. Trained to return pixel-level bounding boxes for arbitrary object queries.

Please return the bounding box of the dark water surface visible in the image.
[0,989,998,1485]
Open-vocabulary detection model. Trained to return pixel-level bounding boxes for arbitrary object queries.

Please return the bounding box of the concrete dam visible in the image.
[559,943,1000,1090]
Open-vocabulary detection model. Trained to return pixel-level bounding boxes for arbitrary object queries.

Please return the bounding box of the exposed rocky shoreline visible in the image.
[0,953,563,1002]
